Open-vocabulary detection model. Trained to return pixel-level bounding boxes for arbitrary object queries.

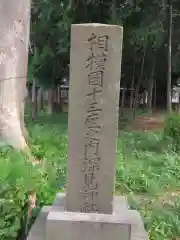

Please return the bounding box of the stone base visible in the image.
[27,193,148,240]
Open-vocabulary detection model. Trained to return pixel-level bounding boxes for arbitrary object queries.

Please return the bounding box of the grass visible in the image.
[26,112,180,240]
[117,131,180,240]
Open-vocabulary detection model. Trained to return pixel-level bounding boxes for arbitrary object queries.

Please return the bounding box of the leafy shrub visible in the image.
[164,114,180,150]
[0,147,58,240]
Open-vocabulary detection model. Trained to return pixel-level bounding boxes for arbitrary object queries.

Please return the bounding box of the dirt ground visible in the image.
[128,111,165,132]
[132,115,165,131]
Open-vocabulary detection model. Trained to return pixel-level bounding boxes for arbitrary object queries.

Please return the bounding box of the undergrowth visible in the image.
[1,112,180,240]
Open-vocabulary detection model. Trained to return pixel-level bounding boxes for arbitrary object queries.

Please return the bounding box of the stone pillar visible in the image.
[27,24,149,240]
[66,23,123,214]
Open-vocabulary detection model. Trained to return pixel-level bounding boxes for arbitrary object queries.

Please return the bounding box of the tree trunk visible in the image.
[143,90,148,109]
[120,88,126,115]
[133,47,146,119]
[0,0,31,149]
[178,91,180,114]
[57,84,62,112]
[53,86,61,113]
[43,90,48,111]
[130,60,135,109]
[167,0,172,113]
[32,78,37,120]
[147,61,155,110]
[153,78,157,108]
[37,87,43,113]
[47,89,53,115]
[41,88,44,111]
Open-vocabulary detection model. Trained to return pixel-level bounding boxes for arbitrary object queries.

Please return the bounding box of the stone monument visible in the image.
[27,23,148,240]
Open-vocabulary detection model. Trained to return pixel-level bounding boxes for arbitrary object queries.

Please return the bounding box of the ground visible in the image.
[131,114,165,131]
[119,109,165,131]
[26,110,180,240]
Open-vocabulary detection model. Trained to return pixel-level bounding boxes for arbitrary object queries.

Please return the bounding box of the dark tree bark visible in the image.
[133,47,146,119]
[167,0,172,113]
[147,60,155,110]
[120,87,126,115]
[32,78,37,120]
[153,78,157,108]
[130,60,135,109]
[47,89,53,115]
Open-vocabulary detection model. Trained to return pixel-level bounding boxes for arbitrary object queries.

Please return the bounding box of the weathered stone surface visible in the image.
[47,211,131,240]
[27,194,148,240]
[66,23,123,214]
[27,207,49,240]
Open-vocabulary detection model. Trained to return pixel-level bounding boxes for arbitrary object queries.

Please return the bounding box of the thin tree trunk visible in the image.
[0,0,31,149]
[57,84,62,112]
[130,61,135,109]
[120,88,126,115]
[43,90,48,110]
[147,61,155,110]
[167,0,172,113]
[32,78,37,120]
[37,87,43,113]
[153,78,157,108]
[133,47,146,119]
[178,91,180,114]
[41,88,44,111]
[143,89,148,109]
[47,89,53,115]
[57,85,60,105]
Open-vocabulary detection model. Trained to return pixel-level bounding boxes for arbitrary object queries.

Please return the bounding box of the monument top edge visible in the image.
[71,23,123,28]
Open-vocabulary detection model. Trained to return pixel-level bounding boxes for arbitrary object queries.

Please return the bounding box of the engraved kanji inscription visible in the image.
[81,32,109,213]
[88,71,103,87]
